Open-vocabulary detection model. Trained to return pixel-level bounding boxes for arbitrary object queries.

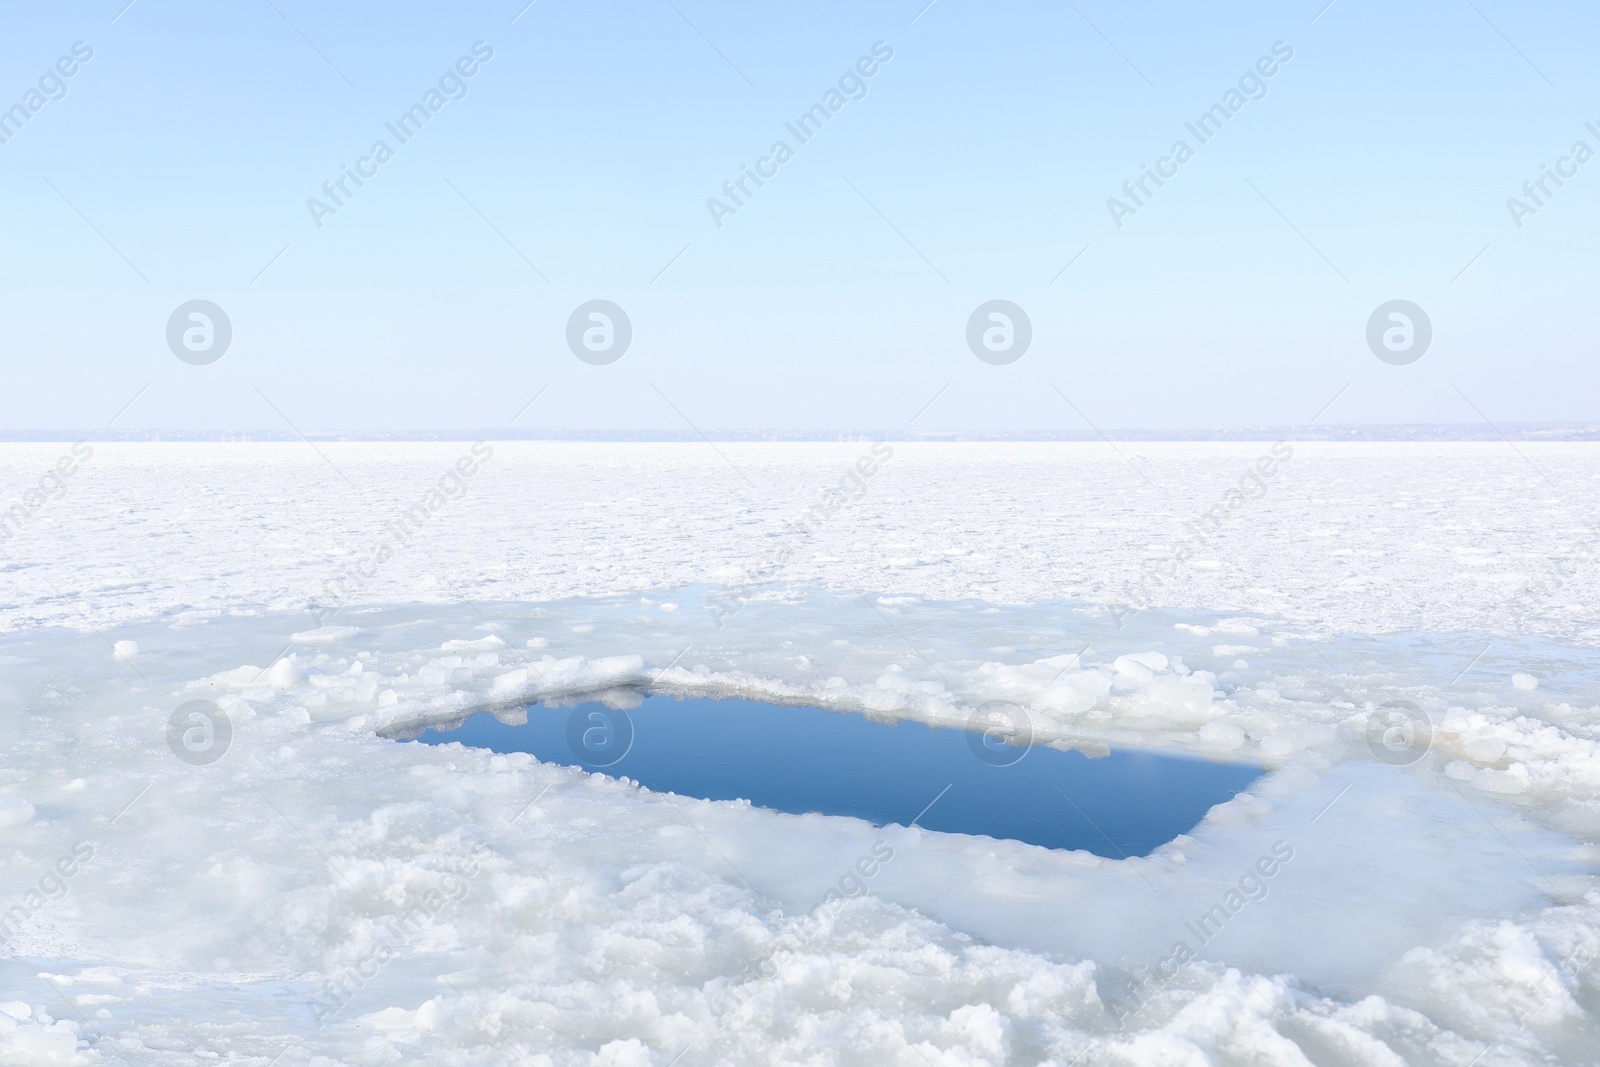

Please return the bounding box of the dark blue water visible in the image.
[414,695,1262,857]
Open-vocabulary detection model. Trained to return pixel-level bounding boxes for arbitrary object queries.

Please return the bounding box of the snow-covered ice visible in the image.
[2,442,1599,1065]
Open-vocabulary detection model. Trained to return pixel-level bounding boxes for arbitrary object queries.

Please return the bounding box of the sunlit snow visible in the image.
[1,442,1597,1065]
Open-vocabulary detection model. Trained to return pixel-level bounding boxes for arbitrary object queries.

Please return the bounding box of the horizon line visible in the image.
[3,423,1600,443]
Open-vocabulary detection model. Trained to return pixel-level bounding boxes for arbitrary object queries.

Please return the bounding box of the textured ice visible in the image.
[1,442,1598,1065]
[2,441,1598,643]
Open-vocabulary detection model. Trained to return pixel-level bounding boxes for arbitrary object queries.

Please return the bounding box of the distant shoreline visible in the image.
[1,425,1599,443]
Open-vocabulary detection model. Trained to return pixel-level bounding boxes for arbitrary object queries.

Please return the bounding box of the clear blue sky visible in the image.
[1,0,1596,431]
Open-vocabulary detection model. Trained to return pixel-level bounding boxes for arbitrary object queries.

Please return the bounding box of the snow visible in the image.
[2,440,1599,643]
[1,442,1599,1065]
[0,798,34,830]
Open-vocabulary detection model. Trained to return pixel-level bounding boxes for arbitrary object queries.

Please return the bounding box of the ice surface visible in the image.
[2,441,1599,644]
[1,443,1598,1065]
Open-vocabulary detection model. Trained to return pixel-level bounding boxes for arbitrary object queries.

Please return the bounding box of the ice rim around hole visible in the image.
[2,589,1599,1064]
